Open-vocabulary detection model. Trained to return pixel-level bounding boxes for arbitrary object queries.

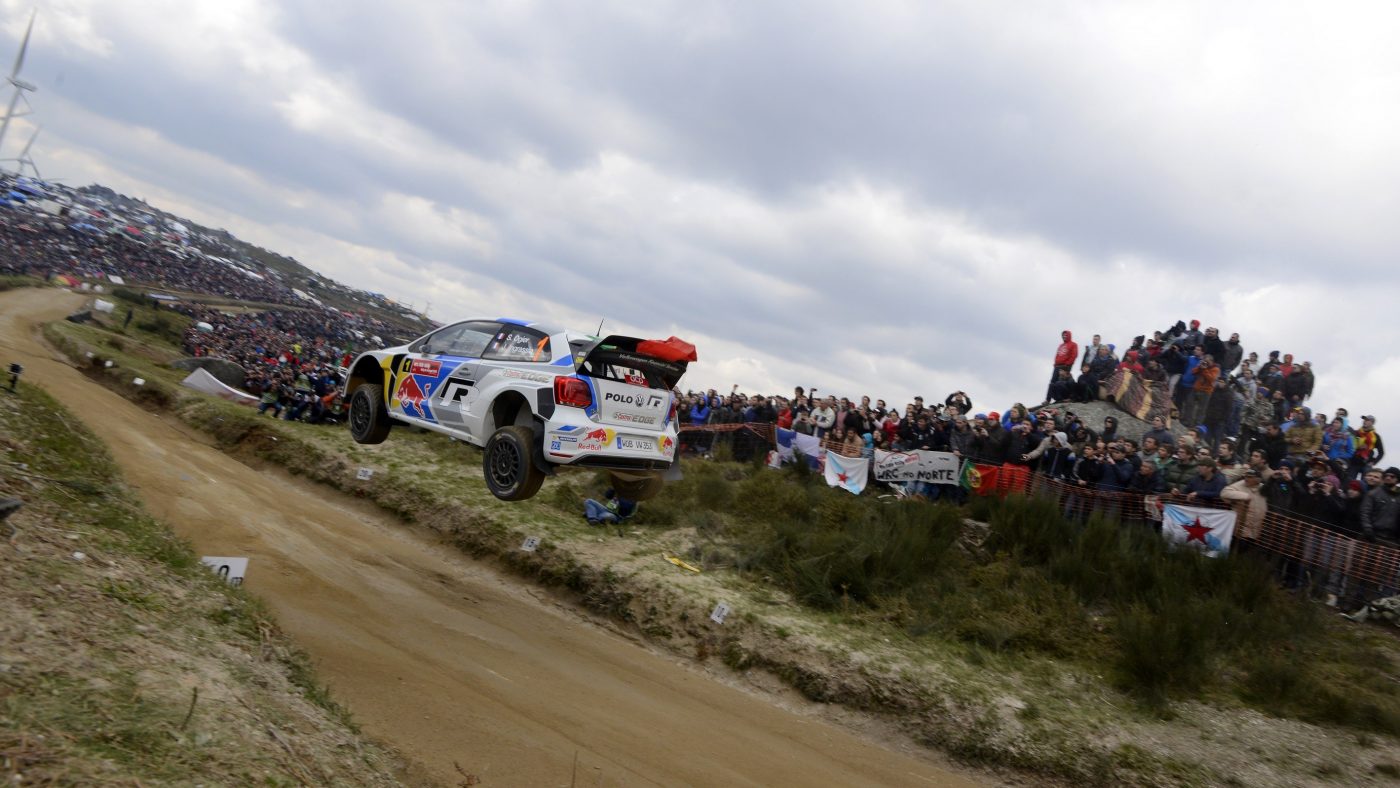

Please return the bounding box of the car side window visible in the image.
[442,321,499,358]
[414,321,498,357]
[414,324,466,355]
[484,325,552,363]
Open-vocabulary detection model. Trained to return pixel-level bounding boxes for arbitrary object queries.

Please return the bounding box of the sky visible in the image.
[4,0,1398,428]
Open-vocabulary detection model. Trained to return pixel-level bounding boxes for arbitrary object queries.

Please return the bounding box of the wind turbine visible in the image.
[7,124,41,179]
[0,10,37,164]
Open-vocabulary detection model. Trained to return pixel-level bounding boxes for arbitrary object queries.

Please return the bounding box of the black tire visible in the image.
[348,383,392,445]
[484,425,546,501]
[608,472,666,502]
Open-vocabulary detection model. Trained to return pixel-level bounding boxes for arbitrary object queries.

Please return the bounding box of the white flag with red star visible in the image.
[1162,504,1236,557]
[823,450,869,495]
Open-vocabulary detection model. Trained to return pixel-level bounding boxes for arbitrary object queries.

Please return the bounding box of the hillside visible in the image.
[0,379,424,785]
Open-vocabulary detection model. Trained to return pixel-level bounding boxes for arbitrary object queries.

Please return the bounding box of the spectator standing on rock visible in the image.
[1352,415,1385,479]
[1284,361,1316,404]
[1080,334,1104,370]
[1051,331,1078,394]
[1143,415,1174,448]
[1202,327,1226,362]
[1184,355,1220,427]
[1284,407,1323,464]
[1222,332,1245,372]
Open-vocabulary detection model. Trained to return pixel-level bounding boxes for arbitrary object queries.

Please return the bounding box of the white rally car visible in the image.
[342,318,695,501]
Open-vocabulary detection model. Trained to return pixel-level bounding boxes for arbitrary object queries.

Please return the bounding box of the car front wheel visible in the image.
[348,383,391,444]
[484,425,546,501]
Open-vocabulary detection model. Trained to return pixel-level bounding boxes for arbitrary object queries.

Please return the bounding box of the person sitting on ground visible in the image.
[584,488,637,527]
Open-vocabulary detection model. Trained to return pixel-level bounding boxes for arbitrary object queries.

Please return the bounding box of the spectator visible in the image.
[583,488,636,526]
[1184,458,1226,501]
[1222,469,1267,544]
[1352,415,1385,478]
[1360,468,1400,545]
[1222,332,1245,372]
[810,397,837,438]
[1284,408,1323,463]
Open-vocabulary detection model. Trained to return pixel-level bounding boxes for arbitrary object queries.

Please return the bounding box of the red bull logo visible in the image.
[578,427,614,451]
[395,375,432,416]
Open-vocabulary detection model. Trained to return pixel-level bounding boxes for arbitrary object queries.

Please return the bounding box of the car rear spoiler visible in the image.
[579,334,695,388]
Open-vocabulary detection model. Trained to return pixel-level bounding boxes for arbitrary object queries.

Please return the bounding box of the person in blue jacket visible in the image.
[1184,458,1227,500]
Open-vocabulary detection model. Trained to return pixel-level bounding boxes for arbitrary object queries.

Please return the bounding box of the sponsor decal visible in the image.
[623,373,647,386]
[410,358,442,376]
[440,379,475,405]
[612,412,658,425]
[603,391,665,408]
[496,368,552,384]
[551,440,562,451]
[394,374,432,418]
[660,436,675,455]
[578,427,615,451]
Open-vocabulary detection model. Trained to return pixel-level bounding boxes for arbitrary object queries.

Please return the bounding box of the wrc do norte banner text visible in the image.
[872,450,962,484]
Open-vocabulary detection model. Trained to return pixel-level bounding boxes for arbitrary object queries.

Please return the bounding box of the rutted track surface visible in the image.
[1,289,979,787]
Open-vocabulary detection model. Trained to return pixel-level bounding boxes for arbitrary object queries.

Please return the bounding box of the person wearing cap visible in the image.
[1142,415,1174,449]
[1352,415,1385,479]
[1183,457,1226,500]
[1284,407,1322,464]
[1223,469,1268,544]
[1174,319,1204,352]
[1360,468,1400,544]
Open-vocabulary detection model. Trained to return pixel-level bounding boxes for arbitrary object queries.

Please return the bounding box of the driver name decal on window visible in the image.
[487,327,551,362]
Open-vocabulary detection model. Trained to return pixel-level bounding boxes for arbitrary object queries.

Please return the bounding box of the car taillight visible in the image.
[555,376,592,409]
[666,395,677,424]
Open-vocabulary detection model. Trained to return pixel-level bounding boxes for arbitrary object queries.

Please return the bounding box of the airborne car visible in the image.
[342,319,696,502]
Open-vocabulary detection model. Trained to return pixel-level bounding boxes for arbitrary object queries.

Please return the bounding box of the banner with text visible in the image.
[873,449,962,484]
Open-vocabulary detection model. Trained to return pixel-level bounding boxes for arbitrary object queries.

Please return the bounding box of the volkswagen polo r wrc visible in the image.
[342,318,696,501]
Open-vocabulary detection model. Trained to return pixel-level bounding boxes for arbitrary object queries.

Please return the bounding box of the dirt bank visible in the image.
[1,288,982,785]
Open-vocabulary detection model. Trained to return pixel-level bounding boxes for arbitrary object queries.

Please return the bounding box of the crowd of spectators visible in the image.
[677,317,1394,561]
[0,210,303,305]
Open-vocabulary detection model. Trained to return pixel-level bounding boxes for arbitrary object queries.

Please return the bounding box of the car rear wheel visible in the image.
[608,472,666,502]
[484,425,546,501]
[349,383,391,444]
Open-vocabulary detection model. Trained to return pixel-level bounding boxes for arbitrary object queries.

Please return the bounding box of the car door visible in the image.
[420,321,499,434]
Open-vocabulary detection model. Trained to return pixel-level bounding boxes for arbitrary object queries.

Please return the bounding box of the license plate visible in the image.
[616,436,654,451]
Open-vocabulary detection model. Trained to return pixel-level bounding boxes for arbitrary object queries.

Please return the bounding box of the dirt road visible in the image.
[1,289,980,787]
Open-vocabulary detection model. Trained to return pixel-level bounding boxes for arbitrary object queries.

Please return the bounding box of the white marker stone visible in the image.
[520,536,541,552]
[201,556,249,586]
[356,468,374,481]
[710,602,731,625]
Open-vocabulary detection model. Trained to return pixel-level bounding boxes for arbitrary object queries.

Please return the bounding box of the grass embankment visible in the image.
[41,301,1400,786]
[0,381,420,785]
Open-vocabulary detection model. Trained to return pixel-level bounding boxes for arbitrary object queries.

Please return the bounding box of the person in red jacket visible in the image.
[1049,330,1078,401]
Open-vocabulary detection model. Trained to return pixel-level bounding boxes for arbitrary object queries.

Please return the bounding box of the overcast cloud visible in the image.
[5,0,1399,427]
